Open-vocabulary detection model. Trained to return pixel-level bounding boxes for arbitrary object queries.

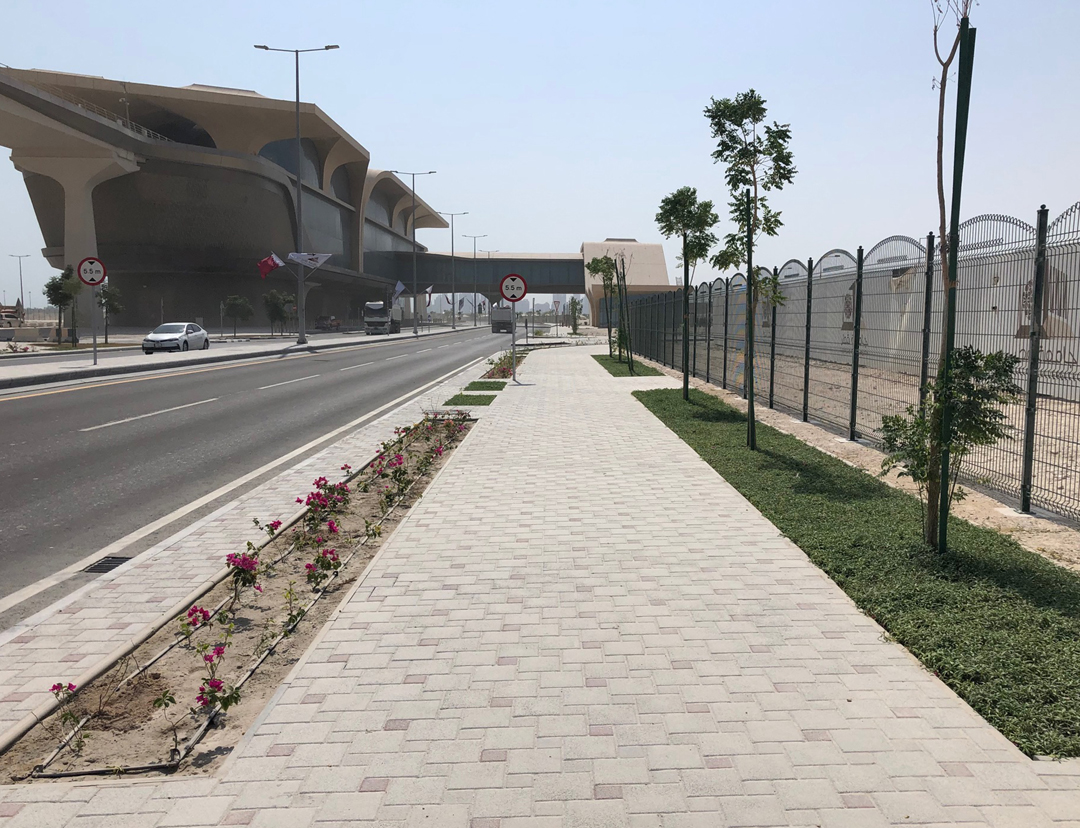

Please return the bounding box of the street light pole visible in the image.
[255,43,339,345]
[391,170,436,335]
[9,254,29,312]
[439,211,467,329]
[463,234,486,327]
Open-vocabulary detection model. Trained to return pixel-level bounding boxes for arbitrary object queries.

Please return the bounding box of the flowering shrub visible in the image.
[179,604,212,638]
[48,681,86,752]
[305,548,341,589]
[195,677,241,713]
[297,476,352,538]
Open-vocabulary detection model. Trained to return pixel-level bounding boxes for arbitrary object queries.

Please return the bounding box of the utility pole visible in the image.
[463,234,486,327]
[439,211,467,329]
[9,254,29,312]
[390,170,437,335]
[255,43,339,345]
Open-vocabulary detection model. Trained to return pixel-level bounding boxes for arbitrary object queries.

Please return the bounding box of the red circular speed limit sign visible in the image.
[500,273,527,303]
[76,257,107,287]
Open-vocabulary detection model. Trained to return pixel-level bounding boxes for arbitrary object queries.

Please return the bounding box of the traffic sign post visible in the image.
[499,274,528,382]
[77,258,106,366]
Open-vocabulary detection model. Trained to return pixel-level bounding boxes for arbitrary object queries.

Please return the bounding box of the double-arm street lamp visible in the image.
[254,43,338,345]
[9,254,29,311]
[462,233,486,327]
[438,211,467,329]
[389,170,436,335]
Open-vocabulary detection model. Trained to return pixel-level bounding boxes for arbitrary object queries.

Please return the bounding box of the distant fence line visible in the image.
[627,203,1080,523]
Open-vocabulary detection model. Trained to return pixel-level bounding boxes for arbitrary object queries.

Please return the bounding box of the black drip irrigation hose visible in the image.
[29,414,469,779]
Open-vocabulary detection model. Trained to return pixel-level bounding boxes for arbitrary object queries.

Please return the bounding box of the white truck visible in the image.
[363,301,402,335]
[491,306,513,334]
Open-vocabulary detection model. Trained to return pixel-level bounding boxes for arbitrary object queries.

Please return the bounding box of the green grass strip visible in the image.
[634,387,1080,757]
[444,394,496,407]
[592,354,662,377]
[465,380,507,392]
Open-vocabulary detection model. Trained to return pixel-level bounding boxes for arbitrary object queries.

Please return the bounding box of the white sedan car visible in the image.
[143,323,210,354]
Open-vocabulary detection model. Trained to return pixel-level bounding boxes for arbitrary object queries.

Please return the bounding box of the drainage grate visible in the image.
[83,556,132,574]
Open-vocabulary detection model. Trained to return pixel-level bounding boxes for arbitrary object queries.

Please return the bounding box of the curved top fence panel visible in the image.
[815,249,857,277]
[864,235,927,271]
[1049,201,1080,239]
[779,259,808,280]
[957,214,1036,256]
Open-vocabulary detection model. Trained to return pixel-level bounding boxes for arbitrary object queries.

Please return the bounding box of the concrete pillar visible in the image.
[12,152,139,328]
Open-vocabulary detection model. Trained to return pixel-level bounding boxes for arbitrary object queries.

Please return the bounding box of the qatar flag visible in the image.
[257,253,285,278]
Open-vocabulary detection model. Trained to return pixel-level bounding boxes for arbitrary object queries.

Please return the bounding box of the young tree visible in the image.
[921,0,976,549]
[705,89,796,447]
[43,266,80,345]
[262,290,289,336]
[655,187,718,400]
[223,295,254,338]
[97,283,124,345]
[586,255,618,357]
[568,296,582,335]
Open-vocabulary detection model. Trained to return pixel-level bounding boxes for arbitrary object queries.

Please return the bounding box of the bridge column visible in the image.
[12,152,139,327]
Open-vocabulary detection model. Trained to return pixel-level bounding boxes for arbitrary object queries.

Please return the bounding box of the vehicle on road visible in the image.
[363,302,402,335]
[315,315,342,331]
[1,312,22,327]
[143,323,210,354]
[491,306,514,334]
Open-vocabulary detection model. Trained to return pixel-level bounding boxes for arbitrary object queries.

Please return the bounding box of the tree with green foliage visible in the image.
[655,187,719,401]
[262,289,292,336]
[585,255,618,357]
[43,266,80,344]
[705,88,796,447]
[568,296,582,335]
[96,283,123,344]
[880,347,1020,534]
[223,295,254,338]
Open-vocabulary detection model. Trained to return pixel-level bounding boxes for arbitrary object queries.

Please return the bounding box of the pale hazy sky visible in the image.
[1,0,1078,307]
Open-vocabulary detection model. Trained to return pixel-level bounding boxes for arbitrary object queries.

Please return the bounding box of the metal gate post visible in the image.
[802,257,813,421]
[848,247,865,440]
[769,266,778,408]
[692,289,699,378]
[722,281,730,390]
[1021,205,1049,513]
[919,232,935,410]
[705,282,713,384]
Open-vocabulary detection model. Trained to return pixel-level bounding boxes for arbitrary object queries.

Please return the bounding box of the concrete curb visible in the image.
[0,326,470,391]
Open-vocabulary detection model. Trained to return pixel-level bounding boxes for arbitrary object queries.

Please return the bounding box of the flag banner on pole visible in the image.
[257,253,285,278]
[459,298,465,311]
[393,281,406,301]
[287,252,332,269]
[443,295,450,304]
[425,286,434,307]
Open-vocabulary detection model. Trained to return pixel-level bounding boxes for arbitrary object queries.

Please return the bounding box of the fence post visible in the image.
[769,266,778,409]
[1021,205,1050,513]
[919,232,936,410]
[705,283,713,384]
[802,257,813,421]
[723,281,730,390]
[692,289,699,378]
[848,246,865,440]
[670,291,677,368]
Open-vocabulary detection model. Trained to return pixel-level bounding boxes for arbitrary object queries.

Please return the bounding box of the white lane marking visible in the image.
[339,362,375,372]
[385,354,408,361]
[79,398,219,432]
[418,348,432,353]
[258,374,320,390]
[0,352,493,619]
[437,344,450,349]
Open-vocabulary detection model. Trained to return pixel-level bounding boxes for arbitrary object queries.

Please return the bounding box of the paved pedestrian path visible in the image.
[1,345,1078,826]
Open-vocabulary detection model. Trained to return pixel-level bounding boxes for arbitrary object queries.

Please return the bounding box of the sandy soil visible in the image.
[1,416,471,783]
[644,358,1080,573]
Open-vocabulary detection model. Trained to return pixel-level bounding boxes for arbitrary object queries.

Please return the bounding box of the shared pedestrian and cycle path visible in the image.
[0,345,1077,826]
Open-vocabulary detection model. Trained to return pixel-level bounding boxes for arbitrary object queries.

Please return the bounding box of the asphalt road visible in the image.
[0,328,503,603]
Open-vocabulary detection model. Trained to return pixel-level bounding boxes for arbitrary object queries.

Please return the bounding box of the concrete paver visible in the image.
[1,345,1078,826]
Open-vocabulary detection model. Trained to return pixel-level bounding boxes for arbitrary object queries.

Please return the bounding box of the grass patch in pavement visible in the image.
[444,394,496,406]
[592,354,662,377]
[634,387,1080,758]
[465,380,507,392]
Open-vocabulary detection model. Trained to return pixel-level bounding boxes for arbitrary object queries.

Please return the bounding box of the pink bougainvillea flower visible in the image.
[213,644,226,658]
[50,683,63,693]
[254,584,263,593]
[204,654,215,664]
[268,520,282,532]
[207,679,224,691]
[340,463,352,471]
[296,497,303,504]
[327,520,338,534]
[67,683,75,692]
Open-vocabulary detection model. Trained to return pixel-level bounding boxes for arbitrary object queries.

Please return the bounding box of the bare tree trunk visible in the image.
[925,16,964,549]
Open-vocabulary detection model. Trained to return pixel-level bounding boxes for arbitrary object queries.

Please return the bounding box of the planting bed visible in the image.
[0,412,472,782]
